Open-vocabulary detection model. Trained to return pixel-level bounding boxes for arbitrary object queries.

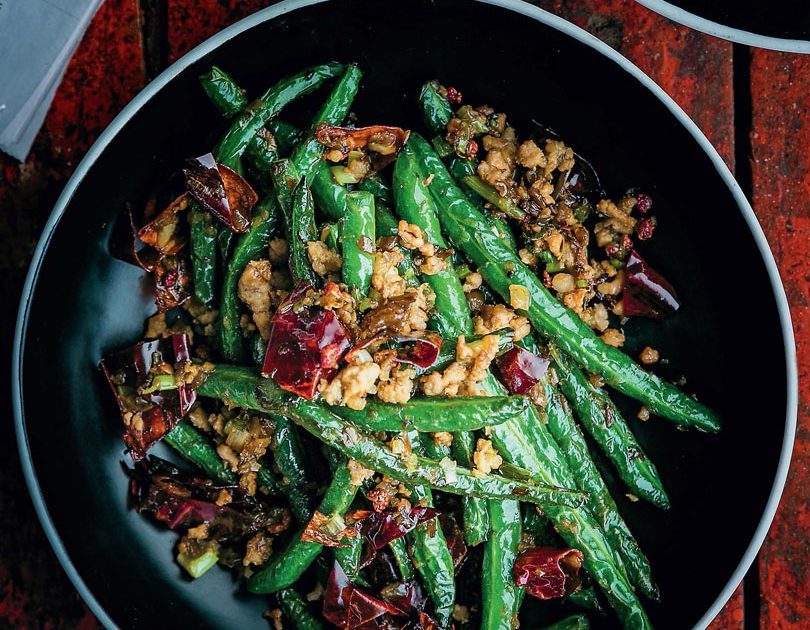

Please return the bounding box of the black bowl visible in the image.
[636,0,810,52]
[13,1,797,628]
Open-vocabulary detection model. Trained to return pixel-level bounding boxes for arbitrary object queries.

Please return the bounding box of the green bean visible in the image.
[276,588,323,630]
[271,160,318,285]
[215,63,345,168]
[322,221,340,250]
[200,363,522,433]
[399,139,647,624]
[266,119,304,155]
[452,431,489,546]
[247,464,359,594]
[271,415,314,524]
[196,64,344,308]
[568,588,604,614]
[333,535,363,579]
[199,367,584,504]
[164,420,282,496]
[164,421,236,484]
[219,195,279,362]
[475,371,651,627]
[249,332,265,366]
[542,362,659,598]
[341,191,376,298]
[217,224,235,269]
[394,145,502,543]
[541,614,591,630]
[418,80,453,133]
[409,133,719,433]
[199,74,279,339]
[481,499,522,630]
[336,393,525,433]
[290,64,363,180]
[389,536,415,581]
[290,179,319,285]
[393,146,489,546]
[199,66,248,117]
[416,81,518,251]
[189,204,218,305]
[279,401,585,508]
[311,161,348,221]
[491,425,648,626]
[392,145,473,349]
[199,70,282,185]
[405,432,455,627]
[357,172,394,206]
[244,129,279,190]
[462,174,525,221]
[198,366,583,501]
[292,66,363,221]
[550,346,669,510]
[447,158,518,251]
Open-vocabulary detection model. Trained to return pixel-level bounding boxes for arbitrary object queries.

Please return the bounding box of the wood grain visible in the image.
[0,1,146,627]
[750,49,810,630]
[1,1,806,628]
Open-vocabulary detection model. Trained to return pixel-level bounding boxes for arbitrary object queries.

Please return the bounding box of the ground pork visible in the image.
[542,139,575,177]
[516,139,548,169]
[320,362,381,410]
[307,241,342,278]
[421,333,499,397]
[372,249,407,299]
[601,328,625,347]
[320,282,358,329]
[474,303,531,341]
[473,438,503,474]
[397,220,446,276]
[420,362,469,397]
[268,238,288,264]
[237,260,276,339]
[347,459,375,486]
[375,350,416,404]
[432,432,453,448]
[243,532,273,567]
[478,126,518,191]
[462,271,483,293]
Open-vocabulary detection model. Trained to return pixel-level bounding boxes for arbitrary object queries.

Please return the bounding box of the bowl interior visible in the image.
[17,0,789,627]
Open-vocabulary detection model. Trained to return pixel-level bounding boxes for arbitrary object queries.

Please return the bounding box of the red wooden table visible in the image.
[0,1,806,627]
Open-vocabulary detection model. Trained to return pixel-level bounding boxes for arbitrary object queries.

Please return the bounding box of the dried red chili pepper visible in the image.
[129,457,289,542]
[439,514,468,575]
[348,331,442,370]
[137,193,190,256]
[315,124,410,170]
[496,346,550,395]
[513,547,584,600]
[324,562,403,629]
[350,505,439,551]
[184,152,257,233]
[622,250,681,319]
[261,284,352,398]
[100,334,196,459]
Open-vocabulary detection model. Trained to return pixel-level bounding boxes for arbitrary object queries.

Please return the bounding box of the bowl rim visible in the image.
[635,0,810,53]
[12,1,798,628]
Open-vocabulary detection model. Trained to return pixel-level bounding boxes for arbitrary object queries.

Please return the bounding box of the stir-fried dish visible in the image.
[101,63,720,630]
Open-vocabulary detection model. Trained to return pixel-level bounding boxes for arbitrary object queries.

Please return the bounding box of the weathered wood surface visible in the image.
[0,0,146,626]
[0,1,806,627]
[749,49,809,630]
